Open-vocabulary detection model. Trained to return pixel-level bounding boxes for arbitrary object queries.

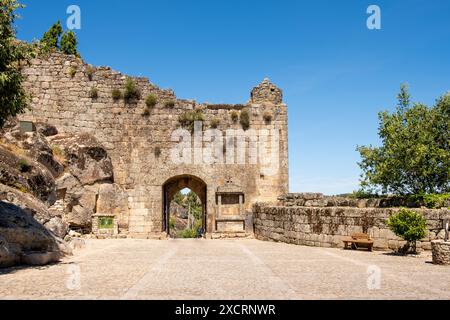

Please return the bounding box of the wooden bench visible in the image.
[343,233,374,252]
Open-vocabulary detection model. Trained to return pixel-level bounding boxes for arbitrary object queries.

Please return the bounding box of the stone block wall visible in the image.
[278,193,450,208]
[254,194,450,251]
[19,52,289,237]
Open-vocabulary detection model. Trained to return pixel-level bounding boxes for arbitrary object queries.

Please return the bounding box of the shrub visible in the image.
[89,87,98,99]
[210,118,220,129]
[240,109,250,130]
[123,78,140,102]
[387,208,427,254]
[422,194,450,208]
[178,110,205,132]
[169,217,176,230]
[165,100,176,108]
[68,67,77,78]
[86,66,95,81]
[263,111,273,123]
[145,94,157,108]
[230,111,239,123]
[349,190,380,199]
[178,113,189,127]
[60,30,79,56]
[407,194,450,209]
[179,229,197,239]
[111,89,122,101]
[18,159,31,173]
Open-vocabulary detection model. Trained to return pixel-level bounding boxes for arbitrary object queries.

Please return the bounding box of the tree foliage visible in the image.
[60,30,78,56]
[0,0,34,128]
[41,21,79,57]
[173,191,202,220]
[171,190,203,238]
[40,20,62,49]
[173,191,185,206]
[186,191,202,220]
[357,85,450,195]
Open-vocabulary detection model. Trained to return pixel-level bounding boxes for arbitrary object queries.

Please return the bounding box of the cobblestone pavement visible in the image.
[1,239,449,300]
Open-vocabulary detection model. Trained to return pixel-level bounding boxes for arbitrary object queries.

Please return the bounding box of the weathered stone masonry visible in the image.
[254,194,450,251]
[19,52,289,238]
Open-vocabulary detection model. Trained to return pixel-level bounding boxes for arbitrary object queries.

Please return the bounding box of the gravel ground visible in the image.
[0,239,449,300]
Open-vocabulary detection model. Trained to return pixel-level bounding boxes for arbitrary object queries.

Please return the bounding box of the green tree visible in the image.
[173,191,185,206]
[387,209,427,254]
[0,0,34,128]
[357,85,450,195]
[186,191,202,220]
[171,190,203,238]
[41,20,63,49]
[60,30,78,56]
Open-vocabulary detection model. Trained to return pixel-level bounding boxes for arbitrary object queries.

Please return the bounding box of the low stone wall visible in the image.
[253,202,450,251]
[278,193,450,208]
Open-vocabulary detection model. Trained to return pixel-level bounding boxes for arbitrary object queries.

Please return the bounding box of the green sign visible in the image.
[19,121,35,133]
[98,217,114,229]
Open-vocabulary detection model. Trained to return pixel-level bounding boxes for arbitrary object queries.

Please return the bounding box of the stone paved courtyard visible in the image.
[0,239,449,300]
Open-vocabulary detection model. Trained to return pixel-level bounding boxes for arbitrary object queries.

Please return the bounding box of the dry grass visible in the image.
[0,140,27,158]
[52,145,67,165]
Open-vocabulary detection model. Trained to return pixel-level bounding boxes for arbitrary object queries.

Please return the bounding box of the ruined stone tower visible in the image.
[19,52,289,238]
[250,78,283,105]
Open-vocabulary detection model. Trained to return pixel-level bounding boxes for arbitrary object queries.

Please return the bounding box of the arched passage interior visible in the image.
[162,175,207,236]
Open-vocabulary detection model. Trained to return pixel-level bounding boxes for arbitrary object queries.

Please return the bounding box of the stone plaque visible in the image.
[19,121,35,133]
[221,206,240,216]
[216,220,245,232]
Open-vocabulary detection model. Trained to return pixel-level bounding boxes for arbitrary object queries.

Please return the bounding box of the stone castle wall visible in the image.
[254,194,450,251]
[19,52,289,237]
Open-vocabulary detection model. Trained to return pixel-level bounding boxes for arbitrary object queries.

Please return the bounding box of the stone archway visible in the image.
[162,175,207,236]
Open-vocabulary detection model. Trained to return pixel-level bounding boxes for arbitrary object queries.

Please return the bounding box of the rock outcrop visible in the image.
[46,133,123,232]
[0,200,71,268]
[0,120,125,267]
[0,184,67,238]
[48,133,114,186]
[0,140,56,205]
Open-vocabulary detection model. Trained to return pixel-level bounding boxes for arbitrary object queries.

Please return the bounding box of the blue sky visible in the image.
[15,0,450,195]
